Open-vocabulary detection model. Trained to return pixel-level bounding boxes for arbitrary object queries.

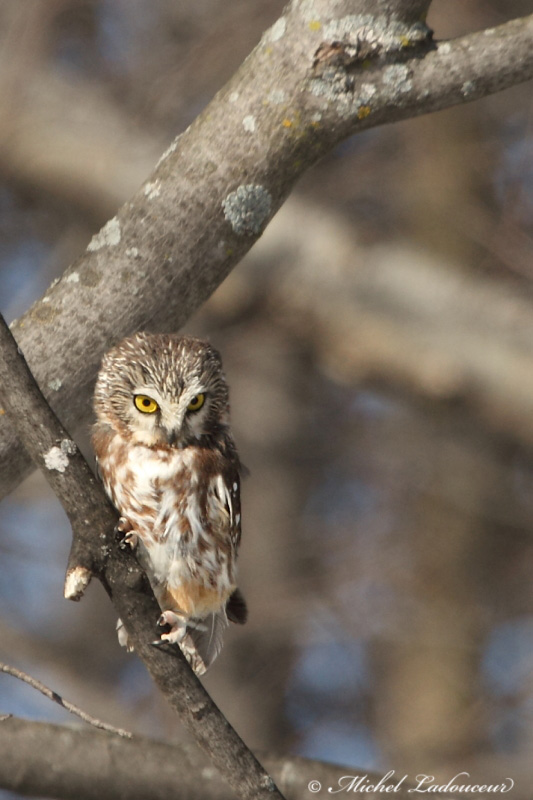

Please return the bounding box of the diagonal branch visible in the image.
[0,310,285,800]
[1,1,533,498]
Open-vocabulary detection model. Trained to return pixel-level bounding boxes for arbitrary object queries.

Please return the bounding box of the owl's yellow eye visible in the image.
[134,395,159,414]
[187,393,205,412]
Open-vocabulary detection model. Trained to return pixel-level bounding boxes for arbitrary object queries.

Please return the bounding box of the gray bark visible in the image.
[1,2,533,499]
[0,715,504,800]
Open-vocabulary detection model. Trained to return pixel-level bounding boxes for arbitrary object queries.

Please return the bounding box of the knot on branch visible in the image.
[189,701,208,722]
[308,17,432,119]
[64,566,92,601]
[310,16,432,91]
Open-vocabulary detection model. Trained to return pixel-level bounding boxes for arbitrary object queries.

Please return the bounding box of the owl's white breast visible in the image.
[115,443,188,527]
[100,436,232,593]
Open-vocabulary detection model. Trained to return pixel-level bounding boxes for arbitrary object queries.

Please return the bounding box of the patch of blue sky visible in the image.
[296,719,381,770]
[96,1,159,72]
[289,637,369,702]
[116,657,153,706]
[494,115,533,223]
[0,664,68,726]
[286,615,379,766]
[482,616,533,752]
[349,389,401,419]
[0,238,51,323]
[0,495,70,631]
[114,658,166,737]
[482,616,533,697]
[304,472,380,529]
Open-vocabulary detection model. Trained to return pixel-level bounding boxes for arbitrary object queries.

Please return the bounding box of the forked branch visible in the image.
[1,2,533,497]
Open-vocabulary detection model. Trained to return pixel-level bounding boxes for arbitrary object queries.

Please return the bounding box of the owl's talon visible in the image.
[119,531,139,551]
[114,516,131,535]
[158,610,187,644]
[151,638,171,648]
[115,517,137,550]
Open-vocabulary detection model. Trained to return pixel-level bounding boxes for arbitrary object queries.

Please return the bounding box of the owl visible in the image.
[92,332,247,675]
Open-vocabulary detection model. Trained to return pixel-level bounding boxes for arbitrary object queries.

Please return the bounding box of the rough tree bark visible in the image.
[1,1,533,500]
[0,715,502,800]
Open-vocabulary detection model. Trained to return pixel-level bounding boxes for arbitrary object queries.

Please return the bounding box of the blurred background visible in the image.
[1,0,533,796]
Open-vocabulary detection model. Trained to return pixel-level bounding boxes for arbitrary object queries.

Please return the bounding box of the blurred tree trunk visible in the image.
[398,108,487,265]
[370,418,503,768]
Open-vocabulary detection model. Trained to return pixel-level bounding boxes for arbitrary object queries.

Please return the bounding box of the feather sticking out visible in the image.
[180,610,229,675]
[116,618,134,653]
[226,587,248,624]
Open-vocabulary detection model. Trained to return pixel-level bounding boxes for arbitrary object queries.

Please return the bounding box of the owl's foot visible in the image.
[153,610,187,645]
[115,518,138,551]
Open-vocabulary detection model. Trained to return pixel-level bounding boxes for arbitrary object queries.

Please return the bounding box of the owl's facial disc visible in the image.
[131,385,209,447]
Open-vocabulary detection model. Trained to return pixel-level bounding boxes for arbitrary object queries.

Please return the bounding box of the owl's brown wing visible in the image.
[213,469,248,625]
[227,470,242,554]
[209,466,242,553]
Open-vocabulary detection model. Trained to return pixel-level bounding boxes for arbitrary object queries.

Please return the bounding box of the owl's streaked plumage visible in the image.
[92,332,246,675]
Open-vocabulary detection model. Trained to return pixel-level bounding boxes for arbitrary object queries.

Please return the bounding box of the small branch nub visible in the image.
[64,566,92,601]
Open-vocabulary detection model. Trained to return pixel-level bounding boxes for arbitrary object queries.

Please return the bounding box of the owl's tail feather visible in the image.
[180,609,229,676]
[226,587,248,625]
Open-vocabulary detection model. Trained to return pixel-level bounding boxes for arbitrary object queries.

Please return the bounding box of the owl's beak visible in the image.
[159,407,185,446]
[165,427,181,446]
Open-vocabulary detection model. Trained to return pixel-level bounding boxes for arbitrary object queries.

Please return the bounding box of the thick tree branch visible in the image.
[0,715,499,800]
[0,311,285,800]
[1,1,533,499]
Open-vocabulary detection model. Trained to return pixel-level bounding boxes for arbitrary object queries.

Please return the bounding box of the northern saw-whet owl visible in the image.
[92,332,247,675]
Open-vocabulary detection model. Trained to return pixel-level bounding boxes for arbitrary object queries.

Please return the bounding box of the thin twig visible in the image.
[0,662,133,738]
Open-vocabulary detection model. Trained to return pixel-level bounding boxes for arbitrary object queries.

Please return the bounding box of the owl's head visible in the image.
[94,332,230,447]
